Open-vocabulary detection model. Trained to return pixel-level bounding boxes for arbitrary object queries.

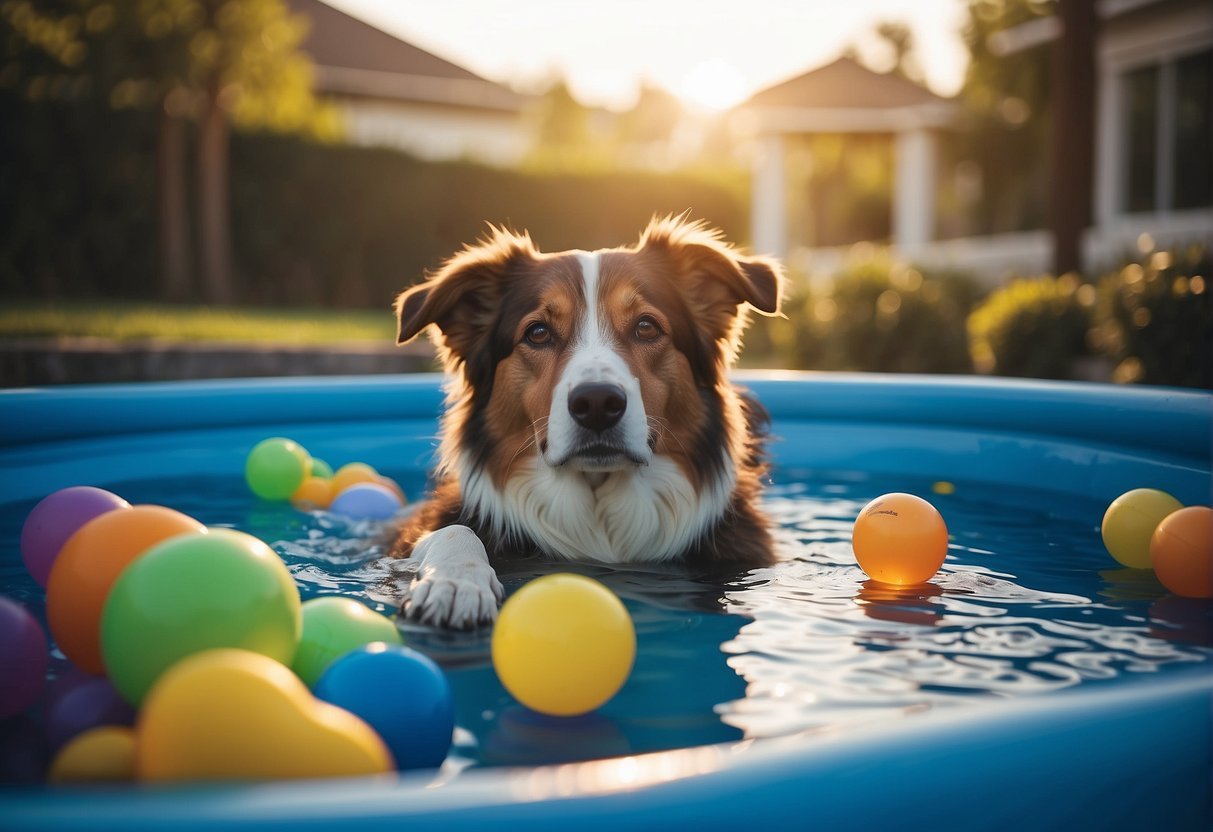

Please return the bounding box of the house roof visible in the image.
[285,0,526,112]
[735,56,955,134]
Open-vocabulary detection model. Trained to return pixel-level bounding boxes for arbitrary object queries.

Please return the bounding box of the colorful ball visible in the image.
[330,463,379,496]
[330,483,403,520]
[0,597,48,719]
[292,476,334,510]
[315,644,454,770]
[48,726,136,784]
[137,648,391,782]
[1101,488,1183,569]
[42,670,136,753]
[245,438,311,501]
[100,528,302,705]
[1150,506,1212,599]
[20,486,130,587]
[492,574,635,717]
[852,492,949,586]
[47,505,205,674]
[310,458,334,479]
[377,476,408,506]
[291,597,401,688]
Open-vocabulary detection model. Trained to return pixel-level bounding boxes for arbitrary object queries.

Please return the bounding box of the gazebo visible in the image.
[733,57,957,259]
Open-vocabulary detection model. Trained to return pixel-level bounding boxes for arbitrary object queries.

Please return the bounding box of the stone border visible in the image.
[0,338,438,386]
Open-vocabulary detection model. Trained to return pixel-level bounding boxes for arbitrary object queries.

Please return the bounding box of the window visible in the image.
[1121,47,1213,213]
[1124,65,1159,213]
[1173,49,1212,210]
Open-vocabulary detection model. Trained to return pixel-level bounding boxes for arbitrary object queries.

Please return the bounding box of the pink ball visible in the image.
[20,486,130,587]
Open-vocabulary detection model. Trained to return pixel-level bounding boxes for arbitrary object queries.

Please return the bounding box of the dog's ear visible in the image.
[638,216,783,354]
[394,228,536,368]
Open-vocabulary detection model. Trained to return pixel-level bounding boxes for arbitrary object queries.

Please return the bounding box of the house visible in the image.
[739,0,1212,282]
[994,0,1212,271]
[285,0,530,166]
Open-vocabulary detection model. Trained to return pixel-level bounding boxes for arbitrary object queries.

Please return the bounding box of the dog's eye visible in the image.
[524,322,552,345]
[634,317,662,342]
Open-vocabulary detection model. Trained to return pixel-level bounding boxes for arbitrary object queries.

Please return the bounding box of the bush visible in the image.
[1092,248,1211,388]
[779,252,979,374]
[967,273,1096,379]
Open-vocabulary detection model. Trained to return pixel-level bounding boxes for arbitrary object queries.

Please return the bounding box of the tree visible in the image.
[186,0,329,304]
[874,21,924,84]
[526,79,595,170]
[0,0,333,303]
[957,0,1055,235]
[1049,0,1095,275]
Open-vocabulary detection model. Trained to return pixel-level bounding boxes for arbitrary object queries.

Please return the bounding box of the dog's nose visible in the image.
[568,383,626,431]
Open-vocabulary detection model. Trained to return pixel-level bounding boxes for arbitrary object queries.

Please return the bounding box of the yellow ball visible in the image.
[1101,488,1183,569]
[136,649,391,781]
[49,726,137,784]
[491,574,635,717]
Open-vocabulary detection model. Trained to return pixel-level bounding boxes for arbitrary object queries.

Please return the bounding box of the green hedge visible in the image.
[230,131,747,308]
[1,97,747,308]
[751,252,980,374]
[966,273,1096,380]
[1093,249,1212,388]
[752,248,1209,390]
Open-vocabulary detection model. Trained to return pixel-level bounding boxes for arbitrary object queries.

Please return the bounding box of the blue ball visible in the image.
[329,483,402,520]
[314,644,454,770]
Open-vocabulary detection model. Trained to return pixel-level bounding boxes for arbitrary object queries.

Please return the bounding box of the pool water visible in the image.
[4,463,1209,780]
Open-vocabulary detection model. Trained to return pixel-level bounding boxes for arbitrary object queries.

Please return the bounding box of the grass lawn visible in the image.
[0,301,396,345]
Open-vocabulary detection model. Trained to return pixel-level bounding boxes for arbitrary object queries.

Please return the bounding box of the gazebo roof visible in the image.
[736,56,955,134]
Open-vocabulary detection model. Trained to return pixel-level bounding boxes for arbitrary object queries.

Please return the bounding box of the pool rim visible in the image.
[1,372,1210,830]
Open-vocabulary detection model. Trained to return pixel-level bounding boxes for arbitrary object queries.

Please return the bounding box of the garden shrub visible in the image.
[783,253,979,374]
[1092,248,1211,388]
[966,273,1096,379]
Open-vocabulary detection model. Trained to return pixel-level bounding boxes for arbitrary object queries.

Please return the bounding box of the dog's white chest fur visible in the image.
[460,453,732,564]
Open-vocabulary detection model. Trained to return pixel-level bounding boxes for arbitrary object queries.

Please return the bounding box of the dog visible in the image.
[389,216,783,629]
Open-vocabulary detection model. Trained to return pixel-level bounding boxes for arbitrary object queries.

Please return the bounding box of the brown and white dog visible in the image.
[390,217,783,628]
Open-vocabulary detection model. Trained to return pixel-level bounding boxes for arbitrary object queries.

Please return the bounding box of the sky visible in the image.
[324,0,972,112]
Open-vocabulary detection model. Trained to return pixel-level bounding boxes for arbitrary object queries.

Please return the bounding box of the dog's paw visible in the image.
[400,526,503,630]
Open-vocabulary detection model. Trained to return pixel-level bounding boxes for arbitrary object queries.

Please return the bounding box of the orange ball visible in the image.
[331,463,379,496]
[291,476,334,510]
[47,506,205,674]
[1150,506,1212,599]
[852,493,949,586]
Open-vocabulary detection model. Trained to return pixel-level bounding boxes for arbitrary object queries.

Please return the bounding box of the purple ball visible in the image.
[20,486,130,586]
[330,483,403,521]
[41,669,137,752]
[0,597,49,719]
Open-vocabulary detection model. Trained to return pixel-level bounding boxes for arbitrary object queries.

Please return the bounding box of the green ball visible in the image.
[100,528,302,705]
[291,597,401,688]
[245,438,310,500]
[310,458,334,479]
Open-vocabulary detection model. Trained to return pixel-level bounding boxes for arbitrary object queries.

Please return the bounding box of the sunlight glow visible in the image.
[677,59,748,112]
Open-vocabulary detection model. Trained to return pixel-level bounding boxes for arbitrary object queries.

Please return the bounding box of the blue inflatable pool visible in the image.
[1,373,1210,831]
